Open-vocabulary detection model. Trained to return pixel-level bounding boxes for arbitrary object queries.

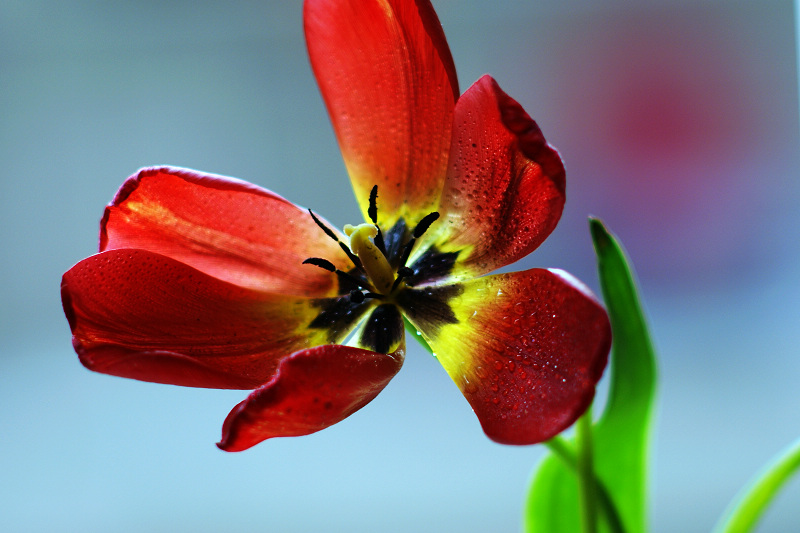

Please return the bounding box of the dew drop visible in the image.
[463,376,478,394]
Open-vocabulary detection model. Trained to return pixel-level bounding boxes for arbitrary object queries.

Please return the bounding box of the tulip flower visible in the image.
[62,0,610,452]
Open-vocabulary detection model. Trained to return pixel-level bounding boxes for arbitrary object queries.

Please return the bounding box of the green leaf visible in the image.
[526,444,582,531]
[712,437,800,533]
[525,218,658,533]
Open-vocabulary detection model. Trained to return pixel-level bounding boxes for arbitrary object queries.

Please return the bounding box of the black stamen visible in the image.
[363,292,384,300]
[335,270,372,291]
[413,212,440,238]
[374,226,387,256]
[390,266,415,292]
[308,209,339,242]
[397,238,417,271]
[307,209,364,270]
[367,185,388,256]
[302,257,336,272]
[338,242,363,270]
[305,257,372,293]
[349,289,365,304]
[368,185,378,224]
[398,266,414,278]
[349,289,384,303]
[396,211,440,272]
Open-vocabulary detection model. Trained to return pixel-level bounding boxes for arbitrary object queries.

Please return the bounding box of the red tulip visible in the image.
[62,0,610,452]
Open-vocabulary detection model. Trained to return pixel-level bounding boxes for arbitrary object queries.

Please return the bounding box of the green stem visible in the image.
[543,436,573,466]
[712,437,800,533]
[577,409,598,533]
[543,436,627,533]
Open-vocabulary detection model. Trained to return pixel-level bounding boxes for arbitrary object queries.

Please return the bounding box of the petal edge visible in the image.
[101,166,348,296]
[217,343,404,451]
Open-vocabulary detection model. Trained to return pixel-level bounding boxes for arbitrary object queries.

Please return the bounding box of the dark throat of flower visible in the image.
[303,186,462,354]
[303,185,439,305]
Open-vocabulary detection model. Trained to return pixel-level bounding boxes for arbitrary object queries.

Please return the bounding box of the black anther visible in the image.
[413,212,440,238]
[390,266,415,293]
[338,242,363,270]
[308,209,339,242]
[368,185,378,224]
[303,257,336,272]
[396,211,441,271]
[308,209,363,269]
[349,290,365,303]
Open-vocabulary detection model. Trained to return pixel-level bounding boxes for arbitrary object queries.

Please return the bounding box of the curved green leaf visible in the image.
[713,437,800,533]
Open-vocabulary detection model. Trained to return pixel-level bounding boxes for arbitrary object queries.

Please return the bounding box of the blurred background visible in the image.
[2,0,798,531]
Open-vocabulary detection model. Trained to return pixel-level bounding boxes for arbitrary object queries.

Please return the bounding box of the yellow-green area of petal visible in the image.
[403,269,610,445]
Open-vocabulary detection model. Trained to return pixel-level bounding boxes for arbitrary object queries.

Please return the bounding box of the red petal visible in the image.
[217,343,404,451]
[406,269,610,444]
[101,166,347,297]
[433,76,566,278]
[304,0,459,226]
[62,249,335,389]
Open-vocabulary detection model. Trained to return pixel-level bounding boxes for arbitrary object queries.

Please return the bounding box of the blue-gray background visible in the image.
[2,1,799,531]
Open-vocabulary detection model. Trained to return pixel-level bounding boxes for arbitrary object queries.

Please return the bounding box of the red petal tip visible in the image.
[217,344,404,452]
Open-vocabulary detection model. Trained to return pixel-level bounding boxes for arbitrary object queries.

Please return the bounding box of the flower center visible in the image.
[303,185,440,303]
[303,187,464,354]
[344,223,394,295]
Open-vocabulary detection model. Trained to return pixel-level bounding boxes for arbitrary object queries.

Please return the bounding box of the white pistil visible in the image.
[344,223,395,295]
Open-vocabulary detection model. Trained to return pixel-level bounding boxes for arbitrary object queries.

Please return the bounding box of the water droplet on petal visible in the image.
[463,376,478,394]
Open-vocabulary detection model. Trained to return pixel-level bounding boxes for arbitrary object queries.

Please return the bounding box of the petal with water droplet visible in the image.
[405,269,610,444]
[430,76,566,279]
